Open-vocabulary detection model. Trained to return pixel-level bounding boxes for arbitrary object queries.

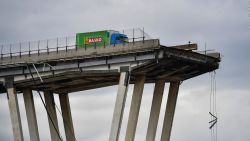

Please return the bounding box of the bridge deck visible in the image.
[0,39,220,94]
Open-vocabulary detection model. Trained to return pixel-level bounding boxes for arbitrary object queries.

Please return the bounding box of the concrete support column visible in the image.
[160,82,180,141]
[146,79,165,141]
[5,77,24,141]
[23,88,40,141]
[44,91,60,141]
[124,75,145,141]
[7,87,24,141]
[59,93,75,141]
[109,68,130,141]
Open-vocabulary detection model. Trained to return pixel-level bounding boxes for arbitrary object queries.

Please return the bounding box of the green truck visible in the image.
[76,30,128,48]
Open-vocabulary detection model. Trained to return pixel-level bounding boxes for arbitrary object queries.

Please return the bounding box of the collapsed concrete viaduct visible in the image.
[0,39,220,141]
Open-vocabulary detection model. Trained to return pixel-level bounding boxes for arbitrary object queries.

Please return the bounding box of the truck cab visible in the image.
[110,33,128,44]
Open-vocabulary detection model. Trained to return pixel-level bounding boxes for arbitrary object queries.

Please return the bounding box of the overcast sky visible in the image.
[0,0,250,141]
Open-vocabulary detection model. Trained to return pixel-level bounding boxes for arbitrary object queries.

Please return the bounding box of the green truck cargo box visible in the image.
[76,30,110,48]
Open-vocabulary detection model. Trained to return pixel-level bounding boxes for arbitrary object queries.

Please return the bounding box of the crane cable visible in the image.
[26,63,64,141]
[209,71,218,141]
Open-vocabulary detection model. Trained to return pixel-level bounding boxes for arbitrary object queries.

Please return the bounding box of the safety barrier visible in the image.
[0,28,151,59]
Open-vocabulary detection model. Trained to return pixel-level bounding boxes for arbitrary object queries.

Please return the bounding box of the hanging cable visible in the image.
[26,63,64,141]
[28,63,78,141]
[214,71,218,141]
[209,71,218,141]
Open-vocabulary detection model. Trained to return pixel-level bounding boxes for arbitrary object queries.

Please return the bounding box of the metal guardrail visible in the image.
[0,28,151,59]
[0,39,160,67]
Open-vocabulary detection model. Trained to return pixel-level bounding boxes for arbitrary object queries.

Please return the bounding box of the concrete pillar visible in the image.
[145,79,165,141]
[5,77,24,141]
[160,82,180,141]
[109,68,130,141]
[59,93,76,141]
[7,87,24,141]
[124,75,145,141]
[23,88,40,141]
[44,91,60,141]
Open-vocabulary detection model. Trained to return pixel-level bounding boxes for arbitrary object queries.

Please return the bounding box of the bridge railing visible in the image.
[0,28,151,59]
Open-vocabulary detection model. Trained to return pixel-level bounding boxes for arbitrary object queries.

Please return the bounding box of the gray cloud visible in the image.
[0,0,249,141]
